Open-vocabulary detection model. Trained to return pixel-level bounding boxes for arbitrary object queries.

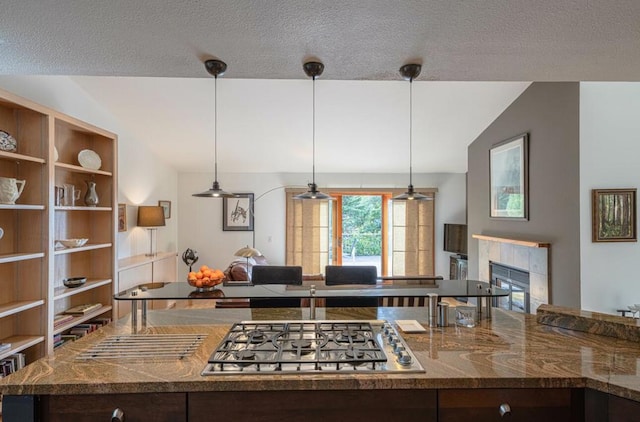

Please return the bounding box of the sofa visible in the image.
[223,256,324,283]
[223,255,269,281]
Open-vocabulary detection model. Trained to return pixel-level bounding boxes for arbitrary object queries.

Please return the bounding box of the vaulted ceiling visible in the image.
[2,1,638,173]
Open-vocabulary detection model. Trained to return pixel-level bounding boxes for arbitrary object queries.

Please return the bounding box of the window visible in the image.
[285,188,435,277]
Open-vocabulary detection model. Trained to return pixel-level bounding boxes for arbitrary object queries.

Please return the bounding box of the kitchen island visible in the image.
[2,305,640,421]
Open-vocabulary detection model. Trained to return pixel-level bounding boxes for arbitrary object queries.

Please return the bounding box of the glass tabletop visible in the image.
[114,280,509,301]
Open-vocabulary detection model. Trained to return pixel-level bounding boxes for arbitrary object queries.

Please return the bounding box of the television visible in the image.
[444,223,467,255]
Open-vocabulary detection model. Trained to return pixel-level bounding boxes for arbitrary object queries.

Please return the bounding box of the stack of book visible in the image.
[69,323,99,338]
[53,316,113,349]
[54,313,75,329]
[0,352,26,378]
[63,303,103,315]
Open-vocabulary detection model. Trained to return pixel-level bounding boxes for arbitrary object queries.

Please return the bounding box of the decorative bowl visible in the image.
[57,238,89,248]
[63,277,87,288]
[187,276,224,291]
[78,149,102,170]
[0,130,17,152]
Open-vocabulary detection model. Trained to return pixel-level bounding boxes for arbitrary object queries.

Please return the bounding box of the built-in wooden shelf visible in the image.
[54,243,112,255]
[0,150,46,164]
[0,204,46,210]
[54,162,112,176]
[0,300,45,319]
[53,305,112,335]
[54,278,112,300]
[472,234,550,248]
[54,206,112,212]
[0,252,45,264]
[0,335,45,360]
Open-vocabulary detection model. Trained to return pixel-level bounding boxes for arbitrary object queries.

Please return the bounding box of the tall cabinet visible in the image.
[0,87,117,364]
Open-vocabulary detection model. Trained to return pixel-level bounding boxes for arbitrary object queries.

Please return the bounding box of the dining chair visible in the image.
[324,265,379,307]
[250,265,303,308]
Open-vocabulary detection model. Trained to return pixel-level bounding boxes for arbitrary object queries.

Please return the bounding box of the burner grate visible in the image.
[206,321,390,373]
[77,334,206,360]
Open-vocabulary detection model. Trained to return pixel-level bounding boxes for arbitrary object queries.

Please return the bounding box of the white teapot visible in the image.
[0,177,26,204]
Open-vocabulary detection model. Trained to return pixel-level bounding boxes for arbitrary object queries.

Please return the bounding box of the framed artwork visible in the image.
[592,188,637,242]
[490,133,529,220]
[118,203,127,232]
[223,193,254,231]
[158,200,171,219]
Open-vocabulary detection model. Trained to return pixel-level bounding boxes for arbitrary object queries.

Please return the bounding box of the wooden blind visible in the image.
[285,189,331,274]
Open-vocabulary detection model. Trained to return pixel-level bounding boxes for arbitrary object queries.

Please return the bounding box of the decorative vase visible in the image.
[84,180,99,206]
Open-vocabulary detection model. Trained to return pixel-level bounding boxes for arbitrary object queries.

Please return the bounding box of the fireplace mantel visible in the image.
[472,234,550,248]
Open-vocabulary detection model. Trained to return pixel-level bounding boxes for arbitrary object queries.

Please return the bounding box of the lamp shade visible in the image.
[234,245,262,258]
[137,206,166,227]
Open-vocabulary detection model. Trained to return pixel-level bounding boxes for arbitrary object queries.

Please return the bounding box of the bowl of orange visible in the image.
[187,265,225,292]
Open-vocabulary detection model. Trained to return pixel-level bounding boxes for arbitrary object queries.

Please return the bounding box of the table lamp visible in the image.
[137,205,166,256]
[234,245,262,281]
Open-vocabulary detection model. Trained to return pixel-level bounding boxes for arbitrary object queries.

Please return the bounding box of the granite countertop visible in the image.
[1,306,640,402]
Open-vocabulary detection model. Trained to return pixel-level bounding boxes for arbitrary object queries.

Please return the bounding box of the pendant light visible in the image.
[393,63,430,201]
[193,59,235,198]
[293,61,334,200]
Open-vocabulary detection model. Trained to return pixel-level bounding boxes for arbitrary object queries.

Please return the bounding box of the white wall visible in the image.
[0,76,178,259]
[580,83,640,313]
[178,171,466,278]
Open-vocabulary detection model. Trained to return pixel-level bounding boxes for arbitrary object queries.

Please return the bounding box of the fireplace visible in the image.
[473,234,549,314]
[490,262,530,313]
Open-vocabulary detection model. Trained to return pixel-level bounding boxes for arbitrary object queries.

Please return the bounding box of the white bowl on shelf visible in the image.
[78,149,102,170]
[57,238,88,248]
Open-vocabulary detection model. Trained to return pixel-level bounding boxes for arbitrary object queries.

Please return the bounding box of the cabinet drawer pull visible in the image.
[111,407,124,421]
[499,403,511,417]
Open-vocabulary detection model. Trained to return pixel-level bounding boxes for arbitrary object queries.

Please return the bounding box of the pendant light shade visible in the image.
[193,59,235,198]
[393,63,431,201]
[293,61,334,201]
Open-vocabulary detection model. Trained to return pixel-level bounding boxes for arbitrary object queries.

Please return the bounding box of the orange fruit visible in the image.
[196,271,203,279]
[199,265,209,272]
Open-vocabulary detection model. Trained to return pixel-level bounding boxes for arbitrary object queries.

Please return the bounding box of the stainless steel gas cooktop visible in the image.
[202,320,424,375]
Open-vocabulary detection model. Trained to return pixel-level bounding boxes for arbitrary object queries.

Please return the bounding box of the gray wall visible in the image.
[467,82,580,308]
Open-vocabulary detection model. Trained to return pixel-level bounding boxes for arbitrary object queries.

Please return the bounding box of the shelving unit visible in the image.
[0,87,118,369]
[50,109,117,355]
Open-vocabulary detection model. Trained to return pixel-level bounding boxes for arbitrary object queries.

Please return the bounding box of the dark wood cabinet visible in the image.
[189,390,437,422]
[585,388,640,422]
[40,393,186,422]
[439,388,584,422]
[7,387,640,421]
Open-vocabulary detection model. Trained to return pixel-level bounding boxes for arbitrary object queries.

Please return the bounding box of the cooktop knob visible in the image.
[394,343,405,354]
[397,351,412,365]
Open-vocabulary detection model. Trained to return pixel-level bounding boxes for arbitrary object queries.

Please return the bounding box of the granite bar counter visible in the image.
[2,305,640,420]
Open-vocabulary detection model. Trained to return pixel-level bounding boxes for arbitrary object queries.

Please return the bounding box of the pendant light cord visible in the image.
[409,76,413,187]
[312,75,316,186]
[214,75,219,182]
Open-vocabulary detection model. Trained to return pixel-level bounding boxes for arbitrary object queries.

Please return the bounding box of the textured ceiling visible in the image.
[1,1,637,174]
[2,1,640,81]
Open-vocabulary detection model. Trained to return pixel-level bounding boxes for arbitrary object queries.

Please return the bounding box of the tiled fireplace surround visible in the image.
[473,235,550,314]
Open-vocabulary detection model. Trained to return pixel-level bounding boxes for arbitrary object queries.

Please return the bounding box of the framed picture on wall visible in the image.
[223,193,254,231]
[489,133,529,220]
[158,200,171,219]
[118,203,127,232]
[592,188,637,242]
